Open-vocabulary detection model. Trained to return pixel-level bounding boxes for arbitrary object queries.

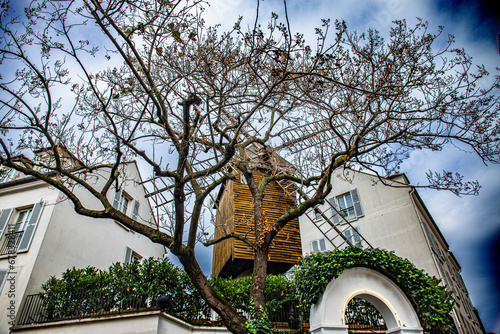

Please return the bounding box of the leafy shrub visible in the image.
[41,258,210,320]
[211,274,296,314]
[246,306,273,334]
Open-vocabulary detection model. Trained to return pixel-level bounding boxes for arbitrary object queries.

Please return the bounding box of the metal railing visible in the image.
[268,303,309,330]
[0,231,23,255]
[17,288,309,330]
[17,287,158,326]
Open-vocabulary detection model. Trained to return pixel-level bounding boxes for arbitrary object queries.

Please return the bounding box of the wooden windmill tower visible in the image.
[212,144,302,278]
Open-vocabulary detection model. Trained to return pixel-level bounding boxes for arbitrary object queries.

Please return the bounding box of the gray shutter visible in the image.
[319,238,326,251]
[353,227,362,246]
[124,246,133,263]
[112,189,122,209]
[0,269,8,292]
[350,189,364,218]
[311,240,318,253]
[344,228,352,245]
[328,197,340,225]
[131,200,140,221]
[17,202,44,253]
[0,208,14,240]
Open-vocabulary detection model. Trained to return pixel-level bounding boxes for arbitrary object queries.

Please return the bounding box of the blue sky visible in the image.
[200,0,500,332]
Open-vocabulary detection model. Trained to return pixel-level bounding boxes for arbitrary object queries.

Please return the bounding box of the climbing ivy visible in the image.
[292,247,454,334]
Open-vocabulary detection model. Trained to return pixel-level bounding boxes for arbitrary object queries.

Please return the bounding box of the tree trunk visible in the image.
[252,247,268,313]
[178,252,247,334]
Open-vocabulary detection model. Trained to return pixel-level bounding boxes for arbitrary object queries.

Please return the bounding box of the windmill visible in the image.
[141,105,372,278]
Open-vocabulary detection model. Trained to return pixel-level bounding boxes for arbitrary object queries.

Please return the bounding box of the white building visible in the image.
[299,169,484,334]
[0,160,165,334]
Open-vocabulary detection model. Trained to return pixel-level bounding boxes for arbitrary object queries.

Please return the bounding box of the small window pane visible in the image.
[337,193,355,219]
[345,193,353,207]
[337,197,346,210]
[0,169,14,183]
[14,209,32,232]
[121,197,129,214]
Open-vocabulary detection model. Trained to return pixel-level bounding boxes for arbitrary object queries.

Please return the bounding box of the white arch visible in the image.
[309,267,423,334]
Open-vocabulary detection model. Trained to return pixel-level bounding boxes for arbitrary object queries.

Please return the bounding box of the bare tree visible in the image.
[1,0,498,333]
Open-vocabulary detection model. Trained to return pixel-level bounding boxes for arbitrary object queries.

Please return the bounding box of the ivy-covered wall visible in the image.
[292,247,454,334]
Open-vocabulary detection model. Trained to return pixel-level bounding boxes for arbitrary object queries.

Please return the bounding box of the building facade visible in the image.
[299,169,484,334]
[0,161,165,334]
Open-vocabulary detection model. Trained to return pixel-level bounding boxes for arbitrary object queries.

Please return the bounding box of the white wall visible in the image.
[299,170,438,276]
[10,311,231,334]
[0,181,59,334]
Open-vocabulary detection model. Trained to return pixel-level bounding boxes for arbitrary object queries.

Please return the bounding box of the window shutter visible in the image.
[131,200,140,221]
[311,240,318,253]
[350,189,364,218]
[0,208,13,240]
[124,246,133,264]
[328,197,340,225]
[112,189,122,209]
[17,202,44,253]
[353,227,362,246]
[319,238,326,251]
[344,228,352,245]
[0,269,8,292]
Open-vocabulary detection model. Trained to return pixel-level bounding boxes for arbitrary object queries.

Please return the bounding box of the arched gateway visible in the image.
[309,267,423,334]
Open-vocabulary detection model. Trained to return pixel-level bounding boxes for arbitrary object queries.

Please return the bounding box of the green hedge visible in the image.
[41,258,296,323]
[292,247,454,334]
[41,258,210,320]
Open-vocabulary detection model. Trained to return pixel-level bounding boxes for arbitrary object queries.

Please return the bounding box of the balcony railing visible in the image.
[0,231,23,255]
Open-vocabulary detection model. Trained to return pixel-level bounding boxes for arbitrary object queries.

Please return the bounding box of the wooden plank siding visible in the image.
[212,180,235,276]
[212,171,302,276]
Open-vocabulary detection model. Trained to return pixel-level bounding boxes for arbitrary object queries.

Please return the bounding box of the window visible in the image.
[14,209,32,233]
[113,189,140,220]
[329,189,364,224]
[124,246,142,264]
[311,238,327,253]
[337,193,355,218]
[344,227,362,247]
[0,203,44,255]
[314,208,322,220]
[121,196,130,214]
